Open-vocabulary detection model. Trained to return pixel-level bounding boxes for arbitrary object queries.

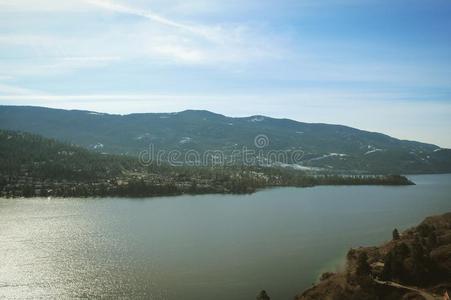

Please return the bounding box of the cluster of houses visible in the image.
[0,170,269,198]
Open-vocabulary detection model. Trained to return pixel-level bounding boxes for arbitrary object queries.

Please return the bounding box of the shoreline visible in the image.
[295,212,451,299]
[1,177,415,199]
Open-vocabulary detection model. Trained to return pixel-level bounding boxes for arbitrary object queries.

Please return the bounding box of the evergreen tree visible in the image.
[256,290,270,300]
[356,252,371,276]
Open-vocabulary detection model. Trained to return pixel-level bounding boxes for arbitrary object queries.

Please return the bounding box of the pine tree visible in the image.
[356,252,371,276]
[256,290,270,300]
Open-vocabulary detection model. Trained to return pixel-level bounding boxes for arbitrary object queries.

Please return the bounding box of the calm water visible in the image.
[1,174,451,299]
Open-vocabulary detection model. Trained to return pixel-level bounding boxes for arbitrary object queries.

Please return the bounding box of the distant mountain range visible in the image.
[1,105,450,174]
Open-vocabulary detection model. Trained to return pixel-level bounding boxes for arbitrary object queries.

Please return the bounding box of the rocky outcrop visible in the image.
[295,213,451,300]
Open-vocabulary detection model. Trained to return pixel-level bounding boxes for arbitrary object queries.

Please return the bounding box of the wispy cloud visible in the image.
[83,0,216,40]
[0,0,287,70]
[81,0,287,63]
[0,0,90,12]
[0,83,48,96]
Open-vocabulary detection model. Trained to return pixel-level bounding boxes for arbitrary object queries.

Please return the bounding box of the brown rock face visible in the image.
[295,212,451,300]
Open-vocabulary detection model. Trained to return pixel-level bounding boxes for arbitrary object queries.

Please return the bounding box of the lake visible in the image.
[1,174,451,299]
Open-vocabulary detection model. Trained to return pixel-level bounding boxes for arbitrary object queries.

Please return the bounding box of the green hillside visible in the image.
[0,130,413,198]
[1,105,450,174]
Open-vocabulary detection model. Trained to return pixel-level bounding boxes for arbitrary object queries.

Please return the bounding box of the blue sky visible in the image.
[1,0,451,147]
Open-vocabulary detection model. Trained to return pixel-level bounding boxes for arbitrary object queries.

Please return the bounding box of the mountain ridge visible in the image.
[1,105,450,174]
[0,105,443,147]
[1,105,441,145]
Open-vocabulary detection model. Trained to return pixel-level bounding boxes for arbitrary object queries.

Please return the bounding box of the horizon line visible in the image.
[0,104,445,149]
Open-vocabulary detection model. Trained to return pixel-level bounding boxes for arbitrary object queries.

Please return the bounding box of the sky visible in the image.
[1,0,451,147]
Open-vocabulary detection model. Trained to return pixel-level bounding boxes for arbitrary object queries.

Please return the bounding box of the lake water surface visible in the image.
[1,174,451,299]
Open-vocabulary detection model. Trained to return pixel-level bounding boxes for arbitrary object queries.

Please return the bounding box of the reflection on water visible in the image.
[1,174,450,300]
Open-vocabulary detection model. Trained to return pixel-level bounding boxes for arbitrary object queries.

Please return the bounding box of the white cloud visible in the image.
[0,84,37,95]
[83,0,216,40]
[0,83,49,96]
[0,0,288,75]
[0,0,91,12]
[80,0,288,63]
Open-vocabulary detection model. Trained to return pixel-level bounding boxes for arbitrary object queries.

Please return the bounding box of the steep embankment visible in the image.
[295,213,451,300]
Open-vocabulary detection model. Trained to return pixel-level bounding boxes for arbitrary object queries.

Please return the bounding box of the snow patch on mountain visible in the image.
[364,149,383,155]
[272,162,324,171]
[92,143,104,149]
[309,153,348,161]
[364,145,385,155]
[136,133,152,140]
[179,137,192,144]
[249,116,265,122]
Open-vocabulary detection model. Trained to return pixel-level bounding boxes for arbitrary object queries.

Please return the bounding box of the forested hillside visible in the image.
[1,106,450,174]
[296,213,451,300]
[0,130,413,198]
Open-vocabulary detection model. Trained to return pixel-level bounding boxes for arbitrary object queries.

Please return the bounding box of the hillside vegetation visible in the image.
[296,213,451,300]
[0,130,413,198]
[1,106,450,174]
